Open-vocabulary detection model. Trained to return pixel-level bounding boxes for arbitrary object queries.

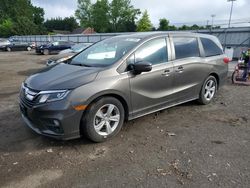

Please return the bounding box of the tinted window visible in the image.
[201,38,223,57]
[173,37,200,59]
[135,38,168,65]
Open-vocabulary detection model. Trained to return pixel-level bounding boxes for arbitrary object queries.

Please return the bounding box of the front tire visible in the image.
[198,76,217,105]
[43,49,49,55]
[81,97,125,142]
[6,47,11,52]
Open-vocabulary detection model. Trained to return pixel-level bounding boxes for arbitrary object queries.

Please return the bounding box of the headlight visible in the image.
[56,56,73,63]
[46,60,56,66]
[37,90,69,103]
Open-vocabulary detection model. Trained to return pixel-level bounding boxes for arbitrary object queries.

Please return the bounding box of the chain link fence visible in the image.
[10,27,250,58]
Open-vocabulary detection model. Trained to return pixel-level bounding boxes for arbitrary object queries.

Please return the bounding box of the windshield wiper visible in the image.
[72,63,92,67]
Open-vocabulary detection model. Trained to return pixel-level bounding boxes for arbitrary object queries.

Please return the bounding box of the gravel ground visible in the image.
[0,51,249,188]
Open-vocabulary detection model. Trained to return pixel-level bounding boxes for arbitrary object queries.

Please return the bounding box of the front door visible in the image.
[129,37,175,118]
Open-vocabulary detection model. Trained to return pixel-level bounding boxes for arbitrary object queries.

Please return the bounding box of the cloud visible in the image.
[31,0,78,19]
[131,0,250,26]
[31,0,250,27]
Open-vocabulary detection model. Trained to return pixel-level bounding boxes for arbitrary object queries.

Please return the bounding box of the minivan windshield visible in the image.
[70,36,141,67]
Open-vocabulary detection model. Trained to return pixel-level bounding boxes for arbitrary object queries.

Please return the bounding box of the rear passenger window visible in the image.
[201,38,223,57]
[173,37,200,59]
[135,38,168,65]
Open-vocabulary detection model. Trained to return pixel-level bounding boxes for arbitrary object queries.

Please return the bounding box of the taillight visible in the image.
[223,57,230,64]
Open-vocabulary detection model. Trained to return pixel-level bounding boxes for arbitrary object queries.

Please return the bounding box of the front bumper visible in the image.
[19,98,82,140]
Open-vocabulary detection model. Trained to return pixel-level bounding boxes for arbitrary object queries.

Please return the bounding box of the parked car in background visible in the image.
[46,43,93,66]
[0,38,11,50]
[3,40,33,52]
[59,43,92,55]
[36,40,75,55]
[19,32,228,142]
[29,42,36,49]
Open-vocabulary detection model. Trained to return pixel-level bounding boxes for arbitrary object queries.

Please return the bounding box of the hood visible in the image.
[59,49,73,54]
[48,52,75,61]
[25,63,101,91]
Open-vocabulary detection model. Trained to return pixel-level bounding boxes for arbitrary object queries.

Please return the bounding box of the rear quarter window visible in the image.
[200,38,223,57]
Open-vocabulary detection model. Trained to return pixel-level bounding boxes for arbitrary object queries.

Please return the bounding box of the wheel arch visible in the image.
[209,72,220,88]
[83,91,130,121]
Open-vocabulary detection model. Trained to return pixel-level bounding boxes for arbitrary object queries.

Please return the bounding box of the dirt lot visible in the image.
[0,51,249,188]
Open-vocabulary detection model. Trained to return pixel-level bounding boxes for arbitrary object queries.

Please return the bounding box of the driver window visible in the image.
[135,38,168,65]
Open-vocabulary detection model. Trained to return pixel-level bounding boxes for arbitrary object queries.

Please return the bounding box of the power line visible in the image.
[171,17,250,26]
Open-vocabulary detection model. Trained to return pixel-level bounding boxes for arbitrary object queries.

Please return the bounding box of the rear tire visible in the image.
[198,76,217,105]
[231,71,237,84]
[81,97,125,142]
[27,46,31,51]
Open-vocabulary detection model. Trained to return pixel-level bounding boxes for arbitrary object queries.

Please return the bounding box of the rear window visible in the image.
[200,38,223,57]
[173,37,200,60]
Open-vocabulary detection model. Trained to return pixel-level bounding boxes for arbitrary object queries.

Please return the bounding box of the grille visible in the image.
[20,85,39,108]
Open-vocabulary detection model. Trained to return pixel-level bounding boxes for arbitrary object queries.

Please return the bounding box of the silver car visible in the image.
[0,38,11,50]
[46,43,92,66]
[19,32,228,142]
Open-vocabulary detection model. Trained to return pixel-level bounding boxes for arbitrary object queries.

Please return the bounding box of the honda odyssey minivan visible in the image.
[19,32,228,142]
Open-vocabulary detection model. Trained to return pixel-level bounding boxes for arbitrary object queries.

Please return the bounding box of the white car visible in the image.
[0,39,11,50]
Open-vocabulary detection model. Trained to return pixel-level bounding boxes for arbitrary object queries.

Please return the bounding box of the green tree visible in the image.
[92,0,110,32]
[44,17,79,32]
[0,0,46,36]
[13,16,38,35]
[33,6,45,25]
[63,17,79,31]
[110,0,140,32]
[75,0,93,28]
[158,18,169,31]
[178,25,188,30]
[0,19,14,37]
[168,25,177,30]
[75,0,140,32]
[136,10,152,32]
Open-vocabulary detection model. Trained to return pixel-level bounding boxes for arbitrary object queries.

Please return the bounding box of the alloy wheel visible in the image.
[204,80,216,101]
[93,104,120,136]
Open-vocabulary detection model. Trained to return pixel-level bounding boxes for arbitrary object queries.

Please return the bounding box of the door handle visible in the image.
[162,69,171,76]
[176,66,184,73]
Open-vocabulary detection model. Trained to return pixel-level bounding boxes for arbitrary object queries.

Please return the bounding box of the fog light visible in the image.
[43,119,63,134]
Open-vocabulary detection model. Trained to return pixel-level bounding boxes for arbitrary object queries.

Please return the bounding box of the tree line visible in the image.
[0,0,213,37]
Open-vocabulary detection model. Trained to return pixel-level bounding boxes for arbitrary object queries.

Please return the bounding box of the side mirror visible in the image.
[130,60,152,74]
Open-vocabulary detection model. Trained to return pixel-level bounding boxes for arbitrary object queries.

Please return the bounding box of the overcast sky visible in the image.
[31,0,250,27]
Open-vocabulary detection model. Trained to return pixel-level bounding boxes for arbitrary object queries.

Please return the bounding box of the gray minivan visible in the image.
[19,32,229,142]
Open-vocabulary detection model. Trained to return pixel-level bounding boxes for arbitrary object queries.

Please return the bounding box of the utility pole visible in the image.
[211,14,216,30]
[224,0,237,50]
[228,0,236,28]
